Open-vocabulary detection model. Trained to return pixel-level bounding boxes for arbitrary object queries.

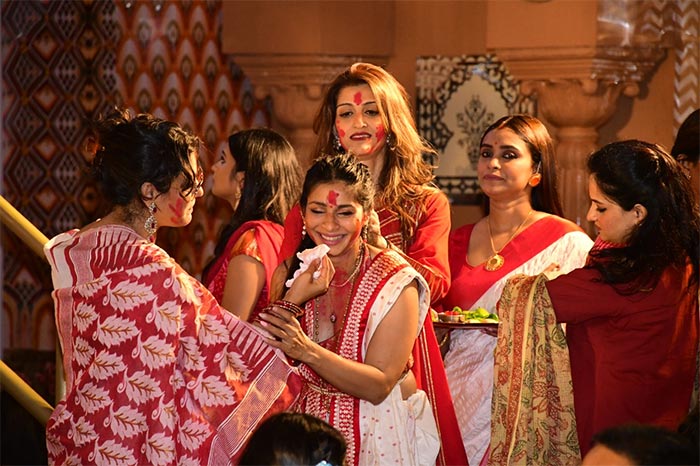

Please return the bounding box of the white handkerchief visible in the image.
[285,243,330,288]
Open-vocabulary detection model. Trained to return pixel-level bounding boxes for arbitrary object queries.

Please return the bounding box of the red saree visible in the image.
[44,225,301,466]
[202,220,284,320]
[281,192,468,466]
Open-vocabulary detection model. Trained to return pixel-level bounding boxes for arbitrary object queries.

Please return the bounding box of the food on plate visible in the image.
[434,306,499,324]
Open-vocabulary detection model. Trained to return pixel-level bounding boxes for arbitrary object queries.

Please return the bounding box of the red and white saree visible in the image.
[441,216,592,465]
[294,249,439,466]
[44,225,301,466]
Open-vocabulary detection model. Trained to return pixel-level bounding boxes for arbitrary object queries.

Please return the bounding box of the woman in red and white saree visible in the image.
[45,225,306,466]
[263,154,440,466]
[439,115,593,466]
[279,62,466,466]
[43,111,327,466]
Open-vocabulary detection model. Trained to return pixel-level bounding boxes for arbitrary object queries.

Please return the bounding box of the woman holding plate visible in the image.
[439,115,593,466]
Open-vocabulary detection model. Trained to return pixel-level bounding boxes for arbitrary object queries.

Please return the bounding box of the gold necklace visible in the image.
[313,244,365,345]
[329,244,365,288]
[485,210,533,272]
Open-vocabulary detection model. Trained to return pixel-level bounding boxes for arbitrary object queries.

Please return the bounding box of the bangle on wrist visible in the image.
[270,299,305,318]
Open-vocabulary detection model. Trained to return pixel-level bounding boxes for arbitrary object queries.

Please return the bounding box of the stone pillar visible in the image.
[520,78,639,232]
[220,1,394,170]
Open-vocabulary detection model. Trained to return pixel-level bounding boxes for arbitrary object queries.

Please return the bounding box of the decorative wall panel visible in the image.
[416,55,534,205]
[2,0,266,367]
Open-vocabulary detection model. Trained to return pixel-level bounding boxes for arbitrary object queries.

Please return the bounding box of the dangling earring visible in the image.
[386,132,396,150]
[361,224,368,242]
[301,222,307,237]
[333,132,343,153]
[144,201,157,237]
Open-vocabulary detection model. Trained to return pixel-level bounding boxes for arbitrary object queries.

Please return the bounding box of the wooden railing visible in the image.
[0,194,57,425]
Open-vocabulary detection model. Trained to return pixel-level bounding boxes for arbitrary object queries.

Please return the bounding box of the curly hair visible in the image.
[90,108,201,209]
[311,62,439,241]
[587,140,699,293]
[479,114,564,216]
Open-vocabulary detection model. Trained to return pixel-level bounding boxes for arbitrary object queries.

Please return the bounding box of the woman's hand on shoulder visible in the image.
[366,210,389,248]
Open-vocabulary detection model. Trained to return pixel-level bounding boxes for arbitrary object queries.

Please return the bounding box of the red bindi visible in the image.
[327,190,339,207]
[353,91,363,106]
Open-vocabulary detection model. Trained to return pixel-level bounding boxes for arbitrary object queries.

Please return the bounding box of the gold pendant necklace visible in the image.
[485,210,534,272]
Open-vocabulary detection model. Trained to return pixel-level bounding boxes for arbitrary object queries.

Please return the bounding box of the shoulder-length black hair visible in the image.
[204,128,301,277]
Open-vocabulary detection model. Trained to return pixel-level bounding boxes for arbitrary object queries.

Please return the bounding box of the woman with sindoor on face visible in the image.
[202,128,301,321]
[439,114,594,465]
[43,110,330,466]
[278,62,467,466]
[260,153,440,466]
[543,140,699,455]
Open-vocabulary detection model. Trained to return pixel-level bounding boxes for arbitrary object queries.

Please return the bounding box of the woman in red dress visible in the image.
[203,129,301,321]
[278,63,467,466]
[545,140,699,455]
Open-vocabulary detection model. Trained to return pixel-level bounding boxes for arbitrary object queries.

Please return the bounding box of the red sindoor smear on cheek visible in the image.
[337,125,346,138]
[368,124,387,153]
[353,92,363,106]
[327,190,339,207]
[376,125,386,141]
[168,198,186,223]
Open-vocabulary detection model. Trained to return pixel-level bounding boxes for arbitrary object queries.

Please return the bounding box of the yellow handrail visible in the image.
[0,195,49,257]
[0,360,54,426]
[1,194,61,422]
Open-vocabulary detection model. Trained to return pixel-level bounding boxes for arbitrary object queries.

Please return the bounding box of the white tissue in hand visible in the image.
[285,244,330,288]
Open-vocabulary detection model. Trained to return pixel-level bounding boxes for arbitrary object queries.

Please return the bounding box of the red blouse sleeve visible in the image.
[393,191,451,304]
[278,203,303,262]
[545,266,622,323]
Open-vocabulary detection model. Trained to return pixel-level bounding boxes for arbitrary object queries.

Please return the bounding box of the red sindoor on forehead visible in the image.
[327,190,339,206]
[353,91,363,106]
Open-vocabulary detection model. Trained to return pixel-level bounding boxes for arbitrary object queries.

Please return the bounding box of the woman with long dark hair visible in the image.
[203,128,301,321]
[544,140,699,455]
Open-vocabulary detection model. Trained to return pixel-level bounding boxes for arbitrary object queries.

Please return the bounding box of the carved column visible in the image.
[221,2,394,169]
[496,46,664,235]
[232,55,367,168]
[520,77,640,231]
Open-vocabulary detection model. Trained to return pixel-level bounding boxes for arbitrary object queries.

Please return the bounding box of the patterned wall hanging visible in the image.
[1,0,266,360]
[112,0,270,277]
[415,55,534,205]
